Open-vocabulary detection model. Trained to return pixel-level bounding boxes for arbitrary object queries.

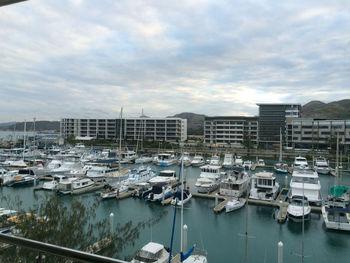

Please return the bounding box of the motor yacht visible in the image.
[220,166,250,197]
[182,152,192,167]
[130,242,169,263]
[250,171,279,201]
[171,188,192,206]
[225,198,246,213]
[144,182,175,202]
[222,153,233,168]
[293,156,309,169]
[287,195,311,222]
[234,156,243,166]
[289,168,322,206]
[149,170,178,185]
[191,155,205,167]
[243,160,253,171]
[155,152,178,167]
[195,165,222,193]
[313,157,330,175]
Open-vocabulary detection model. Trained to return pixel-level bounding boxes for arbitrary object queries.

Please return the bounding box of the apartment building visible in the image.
[287,118,350,151]
[60,117,187,142]
[257,103,301,148]
[203,116,258,146]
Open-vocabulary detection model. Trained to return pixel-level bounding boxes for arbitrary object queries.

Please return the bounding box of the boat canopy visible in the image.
[330,185,348,197]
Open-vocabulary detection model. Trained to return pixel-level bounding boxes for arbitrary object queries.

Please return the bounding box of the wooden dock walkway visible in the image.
[213,198,229,213]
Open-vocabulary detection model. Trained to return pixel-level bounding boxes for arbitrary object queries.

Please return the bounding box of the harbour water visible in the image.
[1,160,350,263]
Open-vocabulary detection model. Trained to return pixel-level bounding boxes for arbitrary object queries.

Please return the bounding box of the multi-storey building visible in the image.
[203,116,258,146]
[257,103,301,148]
[287,118,350,151]
[60,117,187,142]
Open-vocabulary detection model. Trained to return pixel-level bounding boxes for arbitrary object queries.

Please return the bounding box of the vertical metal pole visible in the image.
[215,193,218,206]
[110,213,114,238]
[183,224,187,253]
[278,241,283,263]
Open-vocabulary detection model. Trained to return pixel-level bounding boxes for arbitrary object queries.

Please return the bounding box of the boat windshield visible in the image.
[159,171,175,177]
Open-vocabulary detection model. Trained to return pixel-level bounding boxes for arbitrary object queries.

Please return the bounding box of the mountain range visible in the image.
[0,100,349,135]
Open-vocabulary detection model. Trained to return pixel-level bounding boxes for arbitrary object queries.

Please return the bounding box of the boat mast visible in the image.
[180,155,184,253]
[279,127,282,162]
[23,120,26,160]
[119,108,123,172]
[336,132,339,186]
[244,182,249,263]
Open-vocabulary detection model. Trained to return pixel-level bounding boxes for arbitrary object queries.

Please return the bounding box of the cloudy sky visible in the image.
[0,0,349,122]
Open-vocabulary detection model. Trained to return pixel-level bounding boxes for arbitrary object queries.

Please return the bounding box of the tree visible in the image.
[0,194,166,262]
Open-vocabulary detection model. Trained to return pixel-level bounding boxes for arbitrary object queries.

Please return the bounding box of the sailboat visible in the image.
[274,128,288,174]
[168,156,207,263]
[322,133,350,231]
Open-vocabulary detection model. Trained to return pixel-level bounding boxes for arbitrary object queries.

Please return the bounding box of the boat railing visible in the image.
[0,233,128,263]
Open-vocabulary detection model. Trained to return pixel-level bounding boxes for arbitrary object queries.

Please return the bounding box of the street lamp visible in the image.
[0,0,27,7]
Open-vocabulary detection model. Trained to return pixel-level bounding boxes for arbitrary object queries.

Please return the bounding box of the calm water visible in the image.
[1,160,350,263]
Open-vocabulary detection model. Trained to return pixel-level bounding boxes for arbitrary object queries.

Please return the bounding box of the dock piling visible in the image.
[110,213,114,237]
[278,241,283,263]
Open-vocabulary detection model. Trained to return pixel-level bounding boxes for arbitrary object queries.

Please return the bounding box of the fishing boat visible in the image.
[144,182,175,202]
[249,171,279,201]
[220,166,250,197]
[222,153,234,168]
[313,157,330,175]
[287,195,311,222]
[191,155,205,167]
[195,165,222,193]
[225,198,246,213]
[130,242,169,263]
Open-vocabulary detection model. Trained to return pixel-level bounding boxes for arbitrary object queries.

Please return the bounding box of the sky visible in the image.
[0,0,349,122]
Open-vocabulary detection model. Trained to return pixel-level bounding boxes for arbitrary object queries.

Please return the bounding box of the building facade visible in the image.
[60,118,187,142]
[287,118,350,151]
[203,116,258,146]
[257,103,301,148]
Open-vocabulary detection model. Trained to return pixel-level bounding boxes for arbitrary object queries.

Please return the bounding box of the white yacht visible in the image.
[130,242,169,263]
[42,175,66,190]
[57,177,79,194]
[222,154,233,168]
[195,165,221,193]
[209,154,221,167]
[149,170,178,185]
[243,160,253,170]
[120,150,137,163]
[124,166,156,186]
[313,157,330,175]
[135,154,153,164]
[51,161,82,175]
[171,188,192,206]
[220,166,250,197]
[182,152,192,167]
[100,183,129,199]
[85,165,130,181]
[145,182,175,202]
[234,156,243,166]
[191,155,205,167]
[287,195,311,222]
[250,171,279,201]
[225,198,246,213]
[70,178,95,194]
[293,156,309,169]
[289,169,322,205]
[256,159,265,167]
[155,152,178,167]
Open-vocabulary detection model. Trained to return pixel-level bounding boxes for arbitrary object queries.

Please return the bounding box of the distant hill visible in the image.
[302,99,350,119]
[168,112,206,135]
[0,121,60,132]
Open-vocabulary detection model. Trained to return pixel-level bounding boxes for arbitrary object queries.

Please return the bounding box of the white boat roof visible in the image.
[253,172,274,178]
[142,242,164,254]
[200,165,221,169]
[292,169,318,178]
